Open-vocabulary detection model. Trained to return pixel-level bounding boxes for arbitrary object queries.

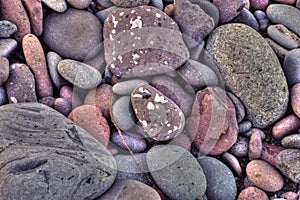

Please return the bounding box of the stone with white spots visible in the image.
[111,0,150,7]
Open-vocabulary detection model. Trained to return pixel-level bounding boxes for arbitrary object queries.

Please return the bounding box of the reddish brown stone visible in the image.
[0,0,31,42]
[68,105,110,147]
[248,130,262,160]
[272,114,300,139]
[237,187,268,200]
[22,0,43,36]
[261,143,285,168]
[164,4,174,17]
[291,83,300,118]
[186,87,238,155]
[22,34,53,98]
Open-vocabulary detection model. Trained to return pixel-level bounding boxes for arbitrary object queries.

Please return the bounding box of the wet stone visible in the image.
[0,20,17,38]
[131,84,185,141]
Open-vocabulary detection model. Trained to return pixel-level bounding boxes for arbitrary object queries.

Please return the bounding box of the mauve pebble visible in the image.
[213,0,245,23]
[276,149,300,183]
[5,63,37,103]
[242,128,266,140]
[95,6,117,23]
[68,105,110,147]
[261,143,285,167]
[0,0,31,42]
[23,34,53,98]
[111,131,147,153]
[67,0,92,9]
[59,86,80,108]
[111,0,150,7]
[54,97,72,116]
[0,57,9,85]
[274,0,296,4]
[47,51,68,89]
[231,8,259,31]
[151,0,163,10]
[0,39,17,58]
[112,79,148,95]
[221,152,242,177]
[0,20,17,38]
[38,96,55,108]
[230,136,249,157]
[0,86,7,105]
[85,84,114,118]
[248,130,262,160]
[246,160,284,192]
[250,0,268,10]
[164,4,174,16]
[280,192,299,200]
[238,120,252,134]
[272,114,300,139]
[168,133,191,151]
[283,49,300,86]
[227,92,246,123]
[190,0,219,26]
[237,187,269,200]
[291,83,300,118]
[265,38,288,60]
[22,0,43,36]
[281,134,300,148]
[254,10,270,31]
[41,0,67,12]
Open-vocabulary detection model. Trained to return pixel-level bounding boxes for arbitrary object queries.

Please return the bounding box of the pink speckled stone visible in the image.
[250,0,269,10]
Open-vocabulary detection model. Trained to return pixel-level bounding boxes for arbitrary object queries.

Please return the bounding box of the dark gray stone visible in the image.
[111,131,147,153]
[97,0,114,7]
[276,149,300,183]
[147,145,206,200]
[0,39,17,57]
[47,51,68,89]
[0,20,17,38]
[231,8,259,31]
[283,49,300,86]
[0,103,117,199]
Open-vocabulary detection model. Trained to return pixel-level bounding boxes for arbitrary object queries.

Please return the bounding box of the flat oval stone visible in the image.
[227,92,246,123]
[67,0,92,9]
[237,187,269,200]
[205,23,289,128]
[0,20,17,38]
[283,49,300,86]
[281,134,300,148]
[54,97,72,116]
[221,152,242,177]
[99,179,160,200]
[111,131,147,153]
[112,79,148,95]
[242,128,266,140]
[231,8,259,31]
[230,136,249,157]
[58,59,102,89]
[265,38,288,60]
[272,114,300,139]
[267,4,300,37]
[248,130,262,160]
[147,145,206,200]
[23,0,43,36]
[111,0,150,7]
[246,160,284,192]
[197,156,237,200]
[276,149,300,183]
[47,51,68,89]
[0,86,7,105]
[0,103,116,199]
[131,84,185,141]
[291,83,300,118]
[0,39,17,58]
[44,8,102,61]
[238,120,252,134]
[41,0,67,12]
[0,57,9,85]
[5,63,37,103]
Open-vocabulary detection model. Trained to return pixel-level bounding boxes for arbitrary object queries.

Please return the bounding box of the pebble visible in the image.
[231,8,259,31]
[280,192,299,200]
[190,0,220,26]
[22,0,43,36]
[276,149,300,183]
[44,8,102,61]
[173,0,214,45]
[283,49,300,86]
[186,87,238,155]
[254,10,270,31]
[60,85,82,108]
[274,0,296,4]
[131,84,185,141]
[0,103,116,199]
[67,0,92,9]
[267,4,300,37]
[84,84,114,118]
[0,86,7,105]
[0,20,17,38]
[261,143,285,168]
[177,59,218,91]
[99,179,160,200]
[246,160,284,192]
[248,130,262,160]
[113,96,136,131]
[47,51,68,89]
[221,152,242,177]
[23,34,53,98]
[95,6,117,23]
[0,0,31,42]
[272,114,300,139]
[238,120,252,134]
[227,92,246,123]
[54,97,72,116]
[265,38,289,60]
[205,23,289,128]
[282,134,300,148]
[168,133,192,151]
[164,4,174,16]
[197,156,237,200]
[147,145,207,200]
[112,79,148,95]
[41,0,67,12]
[5,63,37,103]
[230,136,249,157]
[0,39,17,58]
[212,0,245,23]
[242,128,266,140]
[38,96,55,108]
[0,57,9,85]
[114,153,151,185]
[250,0,269,10]
[237,187,269,200]
[97,0,114,8]
[111,131,147,152]
[68,105,110,147]
[268,24,300,49]
[291,83,300,118]
[297,0,300,8]
[111,0,150,7]
[150,0,163,10]
[58,59,102,89]
[103,6,189,77]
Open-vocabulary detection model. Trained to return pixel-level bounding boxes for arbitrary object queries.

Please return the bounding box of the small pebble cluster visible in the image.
[0,0,300,199]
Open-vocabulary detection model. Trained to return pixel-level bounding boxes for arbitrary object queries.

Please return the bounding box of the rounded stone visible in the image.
[261,143,285,168]
[265,38,288,60]
[60,85,83,109]
[250,0,268,10]
[111,0,150,7]
[242,128,266,140]
[38,96,55,108]
[197,156,237,200]
[112,79,148,95]
[22,0,43,36]
[272,114,300,139]
[0,86,7,106]
[246,160,284,192]
[0,39,17,58]
[168,133,191,151]
[67,0,92,9]
[230,136,249,157]
[238,120,252,134]
[221,152,242,177]
[58,59,102,89]
[227,92,246,123]
[281,134,300,148]
[95,6,118,23]
[0,57,9,85]
[47,51,68,89]
[205,23,289,128]
[212,0,245,23]
[41,0,67,12]
[190,0,219,26]
[54,97,72,117]
[111,131,147,153]
[283,49,300,86]
[0,20,17,38]
[291,83,300,118]
[280,192,299,200]
[237,187,269,200]
[147,145,207,200]
[248,130,262,160]
[231,8,259,31]
[276,149,300,183]
[44,8,102,61]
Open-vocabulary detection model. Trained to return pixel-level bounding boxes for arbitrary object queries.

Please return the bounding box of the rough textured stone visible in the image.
[265,38,289,60]
[60,85,83,109]
[147,145,206,200]
[111,0,150,7]
[0,57,9,85]
[230,136,249,157]
[0,20,17,38]
[189,0,219,26]
[248,130,262,160]
[283,49,300,86]
[112,79,148,95]
[237,187,269,200]
[23,0,43,36]
[0,103,116,199]
[272,114,300,139]
[42,0,67,12]
[281,134,300,148]
[261,144,285,168]
[212,0,246,23]
[276,149,300,183]
[250,0,269,10]
[205,23,289,128]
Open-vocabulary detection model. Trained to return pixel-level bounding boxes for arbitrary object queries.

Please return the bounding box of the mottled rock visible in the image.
[164,4,174,16]
[151,0,163,10]
[112,79,148,95]
[261,143,285,168]
[131,84,185,141]
[280,192,299,200]
[54,98,72,117]
[237,187,269,200]
[272,114,300,139]
[23,0,43,36]
[42,0,67,12]
[111,0,149,7]
[38,96,55,108]
[238,120,252,134]
[168,133,191,151]
[0,39,17,58]
[147,145,206,200]
[0,57,9,85]
[283,49,300,86]
[190,0,220,26]
[274,0,296,3]
[250,0,268,10]
[230,136,249,157]
[292,83,300,118]
[282,134,300,148]
[242,128,266,140]
[248,130,262,160]
[276,149,300,183]
[111,131,147,153]
[221,152,242,177]
[67,0,92,9]
[96,6,118,23]
[205,23,289,128]
[47,52,68,89]
[0,103,116,199]
[213,0,245,23]
[60,85,83,108]
[0,20,17,38]
[44,9,102,60]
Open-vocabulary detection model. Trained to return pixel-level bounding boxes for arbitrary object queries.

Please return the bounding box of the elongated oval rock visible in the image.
[0,39,17,58]
[112,79,148,95]
[0,57,9,85]
[131,84,185,141]
[47,51,68,89]
[22,0,43,36]
[58,59,102,89]
[0,20,17,38]
[205,23,289,128]
[147,145,206,200]
[0,103,116,199]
